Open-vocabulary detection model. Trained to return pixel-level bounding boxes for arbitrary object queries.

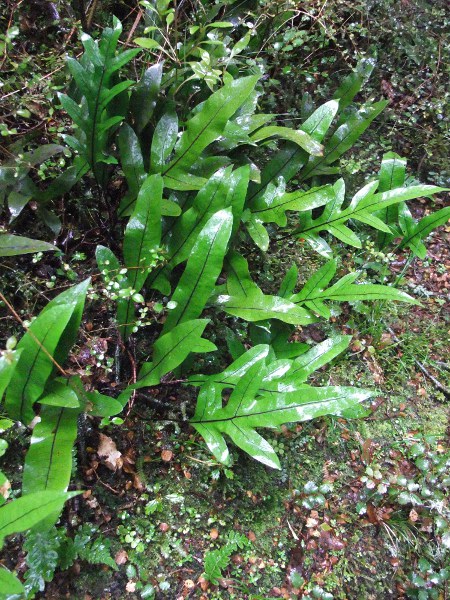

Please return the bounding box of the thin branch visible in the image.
[0,291,67,377]
[387,327,450,399]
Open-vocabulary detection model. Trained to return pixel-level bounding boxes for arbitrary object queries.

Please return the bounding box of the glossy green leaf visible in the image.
[0,440,7,459]
[189,344,270,389]
[0,491,79,546]
[161,171,208,192]
[134,37,162,50]
[372,156,404,245]
[86,391,124,417]
[162,76,259,187]
[270,328,309,360]
[62,18,139,181]
[68,376,123,417]
[230,31,251,57]
[221,113,273,150]
[249,102,333,204]
[191,356,372,468]
[191,334,350,398]
[283,336,352,384]
[150,108,179,172]
[400,205,450,258]
[35,207,61,236]
[163,209,233,333]
[333,57,376,109]
[129,62,163,133]
[161,167,234,271]
[250,126,323,156]
[378,152,407,192]
[371,185,445,209]
[328,222,363,246]
[133,320,217,389]
[161,198,182,217]
[228,165,251,237]
[318,282,419,305]
[0,349,22,401]
[296,177,444,256]
[245,213,270,251]
[5,305,74,424]
[251,184,335,226]
[225,251,261,297]
[216,291,317,325]
[4,280,85,416]
[290,262,417,313]
[8,190,32,220]
[38,380,80,408]
[278,265,298,298]
[36,162,86,205]
[292,260,336,302]
[190,155,232,179]
[118,123,146,210]
[399,229,425,264]
[0,419,14,434]
[246,142,307,206]
[300,100,339,141]
[300,101,388,181]
[0,566,25,595]
[376,152,407,247]
[22,404,79,495]
[254,385,373,428]
[206,21,234,28]
[290,260,337,317]
[96,245,123,280]
[26,144,63,165]
[41,279,90,367]
[224,327,246,361]
[120,174,163,339]
[0,234,57,257]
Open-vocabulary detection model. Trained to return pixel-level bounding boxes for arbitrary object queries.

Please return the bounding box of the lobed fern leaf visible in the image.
[204,533,249,584]
[191,341,372,468]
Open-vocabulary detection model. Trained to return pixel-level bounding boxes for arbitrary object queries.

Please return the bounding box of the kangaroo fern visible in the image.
[191,352,372,469]
[59,17,139,184]
[296,178,445,257]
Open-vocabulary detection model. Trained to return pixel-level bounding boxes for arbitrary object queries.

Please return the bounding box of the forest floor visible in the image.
[1,1,449,599]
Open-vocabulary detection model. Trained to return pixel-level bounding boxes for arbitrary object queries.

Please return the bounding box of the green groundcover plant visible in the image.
[0,11,449,598]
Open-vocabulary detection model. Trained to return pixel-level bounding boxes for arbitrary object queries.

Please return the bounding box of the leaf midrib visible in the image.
[297,193,403,236]
[44,408,65,490]
[0,497,66,536]
[191,394,349,424]
[252,187,325,216]
[162,102,225,176]
[169,226,222,329]
[137,326,203,384]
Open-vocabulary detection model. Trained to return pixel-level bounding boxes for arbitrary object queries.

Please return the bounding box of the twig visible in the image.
[125,339,137,416]
[413,360,450,399]
[387,327,450,399]
[92,469,122,495]
[434,361,450,372]
[0,291,67,376]
[125,8,143,46]
[86,0,99,31]
[185,455,216,465]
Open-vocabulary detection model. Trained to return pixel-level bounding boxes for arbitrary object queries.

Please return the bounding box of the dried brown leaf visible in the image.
[97,433,123,471]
